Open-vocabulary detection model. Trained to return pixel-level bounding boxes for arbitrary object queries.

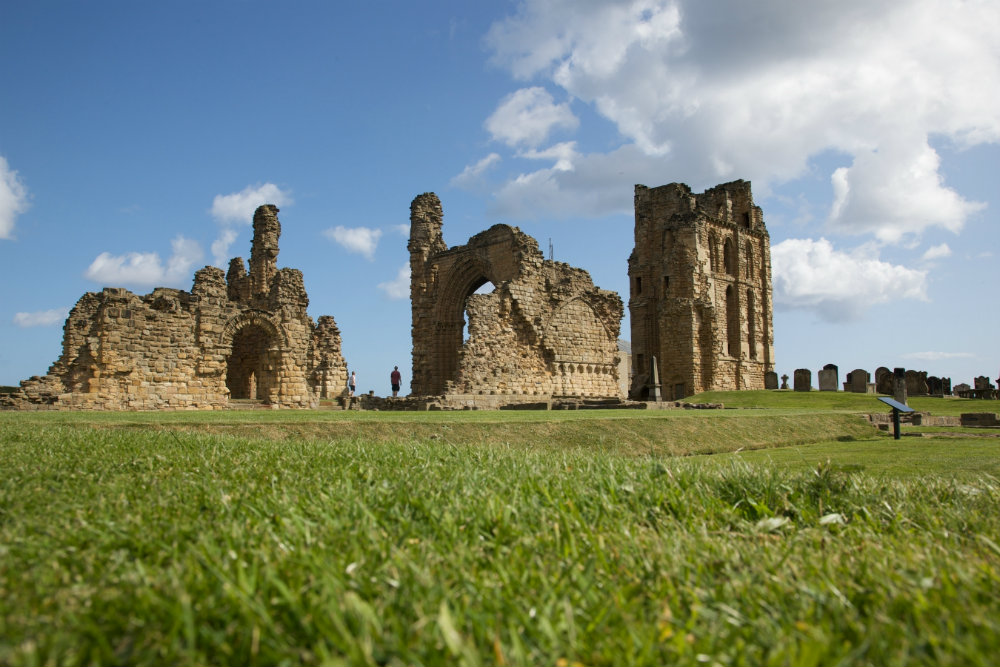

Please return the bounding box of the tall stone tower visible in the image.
[249,204,281,297]
[627,181,774,400]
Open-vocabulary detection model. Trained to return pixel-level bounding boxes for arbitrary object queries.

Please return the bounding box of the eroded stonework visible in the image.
[2,205,347,410]
[408,193,624,402]
[628,181,775,399]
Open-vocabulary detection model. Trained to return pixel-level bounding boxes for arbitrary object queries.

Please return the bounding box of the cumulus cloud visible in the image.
[479,0,999,240]
[0,156,30,240]
[210,183,292,224]
[921,243,952,261]
[485,87,578,148]
[85,236,204,288]
[377,264,410,299]
[323,225,383,260]
[772,238,927,322]
[13,308,69,328]
[209,183,292,265]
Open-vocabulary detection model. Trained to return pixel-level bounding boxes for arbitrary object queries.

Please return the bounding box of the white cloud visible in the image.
[0,156,30,240]
[772,237,927,322]
[210,183,292,224]
[211,228,239,268]
[393,224,410,236]
[485,87,578,148]
[921,243,952,261]
[902,351,974,361]
[828,140,984,243]
[377,264,410,299]
[481,0,999,240]
[323,225,383,260]
[13,308,69,328]
[451,153,501,188]
[84,236,204,288]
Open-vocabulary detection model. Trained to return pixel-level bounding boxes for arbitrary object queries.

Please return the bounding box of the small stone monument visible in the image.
[793,368,811,392]
[780,374,789,390]
[649,355,662,402]
[764,371,778,390]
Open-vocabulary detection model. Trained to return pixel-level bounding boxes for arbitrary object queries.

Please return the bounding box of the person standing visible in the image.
[349,371,357,397]
[390,365,402,397]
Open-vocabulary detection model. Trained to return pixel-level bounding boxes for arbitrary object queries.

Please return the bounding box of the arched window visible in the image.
[708,234,718,272]
[745,240,753,279]
[723,237,736,277]
[726,285,739,357]
[747,289,757,360]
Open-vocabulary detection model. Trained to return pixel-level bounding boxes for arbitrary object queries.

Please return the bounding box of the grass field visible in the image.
[1,394,998,665]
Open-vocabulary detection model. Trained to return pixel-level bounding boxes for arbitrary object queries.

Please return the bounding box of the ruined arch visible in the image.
[409,194,623,401]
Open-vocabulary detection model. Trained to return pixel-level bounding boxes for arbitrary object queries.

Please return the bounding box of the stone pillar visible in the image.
[249,205,281,297]
[793,368,811,392]
[893,367,907,405]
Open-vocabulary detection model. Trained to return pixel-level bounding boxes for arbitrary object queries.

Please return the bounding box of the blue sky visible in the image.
[2,0,998,396]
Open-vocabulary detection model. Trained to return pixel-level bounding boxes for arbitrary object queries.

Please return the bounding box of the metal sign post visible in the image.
[877,396,914,440]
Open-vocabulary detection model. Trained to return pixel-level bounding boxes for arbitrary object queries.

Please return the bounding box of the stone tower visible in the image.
[249,204,281,297]
[627,181,774,400]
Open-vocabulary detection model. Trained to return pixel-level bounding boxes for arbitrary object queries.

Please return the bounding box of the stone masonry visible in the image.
[2,205,348,410]
[408,193,624,402]
[628,181,775,400]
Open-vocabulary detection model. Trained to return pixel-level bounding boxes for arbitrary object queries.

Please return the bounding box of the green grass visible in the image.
[689,389,995,416]
[1,407,999,665]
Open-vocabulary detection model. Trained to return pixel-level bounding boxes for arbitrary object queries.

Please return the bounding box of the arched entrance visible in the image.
[226,323,279,400]
[221,313,286,403]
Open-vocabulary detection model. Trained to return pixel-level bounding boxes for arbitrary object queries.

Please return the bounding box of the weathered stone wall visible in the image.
[2,205,347,411]
[408,193,623,401]
[628,181,775,400]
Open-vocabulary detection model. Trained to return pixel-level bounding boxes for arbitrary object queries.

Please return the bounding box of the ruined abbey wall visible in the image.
[2,205,348,410]
[628,181,775,399]
[409,193,623,401]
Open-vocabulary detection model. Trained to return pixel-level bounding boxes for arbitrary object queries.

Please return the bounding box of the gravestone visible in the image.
[818,363,839,391]
[794,368,812,392]
[875,366,893,395]
[780,374,789,390]
[927,376,944,396]
[764,371,779,390]
[848,368,871,393]
[905,370,928,396]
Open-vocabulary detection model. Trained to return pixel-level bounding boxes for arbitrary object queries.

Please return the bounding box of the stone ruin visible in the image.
[408,193,624,407]
[628,181,775,400]
[1,205,348,410]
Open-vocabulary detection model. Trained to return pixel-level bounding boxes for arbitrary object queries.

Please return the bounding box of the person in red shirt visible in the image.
[390,366,402,397]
